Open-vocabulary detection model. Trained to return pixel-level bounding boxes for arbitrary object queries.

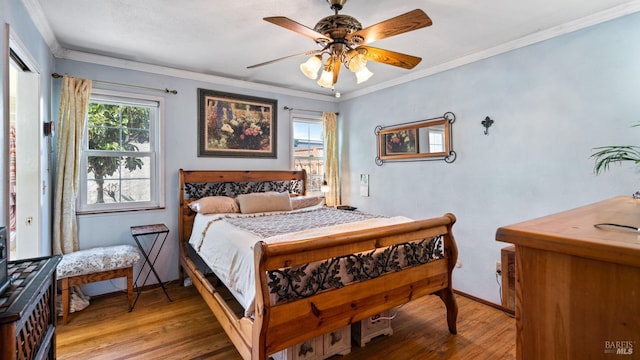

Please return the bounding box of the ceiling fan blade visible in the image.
[358,45,422,69]
[348,9,432,45]
[247,50,321,69]
[264,16,332,43]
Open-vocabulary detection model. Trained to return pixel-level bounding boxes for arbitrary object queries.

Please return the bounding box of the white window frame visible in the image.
[77,89,165,214]
[290,113,324,195]
[428,128,445,153]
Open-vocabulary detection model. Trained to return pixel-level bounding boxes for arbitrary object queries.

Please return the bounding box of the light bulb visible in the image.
[300,56,322,79]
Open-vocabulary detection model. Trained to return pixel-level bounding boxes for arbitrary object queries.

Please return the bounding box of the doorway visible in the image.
[8,34,43,260]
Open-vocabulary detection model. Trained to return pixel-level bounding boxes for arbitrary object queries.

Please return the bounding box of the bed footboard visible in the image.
[252,213,458,359]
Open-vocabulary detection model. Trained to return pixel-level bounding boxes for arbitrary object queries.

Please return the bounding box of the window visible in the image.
[429,129,444,153]
[78,89,164,213]
[291,114,324,195]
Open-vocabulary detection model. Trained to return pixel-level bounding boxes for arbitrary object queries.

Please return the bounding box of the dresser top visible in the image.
[496,196,640,267]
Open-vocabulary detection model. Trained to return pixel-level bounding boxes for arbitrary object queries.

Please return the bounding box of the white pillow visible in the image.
[236,192,293,214]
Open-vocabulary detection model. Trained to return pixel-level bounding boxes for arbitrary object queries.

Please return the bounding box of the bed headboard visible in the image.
[178,169,307,243]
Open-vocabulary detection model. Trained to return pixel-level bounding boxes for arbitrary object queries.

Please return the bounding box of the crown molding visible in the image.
[340,1,640,101]
[20,0,335,101]
[23,0,640,102]
[20,0,63,56]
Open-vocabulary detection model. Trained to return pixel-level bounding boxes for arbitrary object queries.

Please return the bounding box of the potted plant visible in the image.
[591,125,640,198]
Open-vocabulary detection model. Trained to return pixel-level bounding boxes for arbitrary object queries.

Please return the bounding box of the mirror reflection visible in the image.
[417,123,445,154]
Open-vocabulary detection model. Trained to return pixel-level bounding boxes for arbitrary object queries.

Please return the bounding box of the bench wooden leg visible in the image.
[61,277,70,325]
[127,267,134,311]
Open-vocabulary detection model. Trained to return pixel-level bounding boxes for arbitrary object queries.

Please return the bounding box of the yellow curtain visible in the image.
[322,112,340,206]
[53,75,92,255]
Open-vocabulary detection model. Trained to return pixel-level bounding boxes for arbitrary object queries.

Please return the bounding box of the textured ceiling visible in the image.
[25,0,640,98]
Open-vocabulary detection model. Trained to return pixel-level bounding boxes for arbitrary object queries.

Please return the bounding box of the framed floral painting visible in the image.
[384,129,417,155]
[198,89,277,158]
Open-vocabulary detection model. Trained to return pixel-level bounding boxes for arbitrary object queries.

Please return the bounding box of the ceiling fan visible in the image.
[247,0,432,89]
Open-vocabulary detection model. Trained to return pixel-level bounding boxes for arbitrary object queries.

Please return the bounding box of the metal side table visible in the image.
[130,223,172,310]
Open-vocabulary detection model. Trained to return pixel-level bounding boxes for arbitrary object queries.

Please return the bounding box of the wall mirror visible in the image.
[375,112,456,165]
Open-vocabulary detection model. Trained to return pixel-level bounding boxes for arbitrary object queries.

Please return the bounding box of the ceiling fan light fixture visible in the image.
[252,4,431,92]
[317,68,335,88]
[346,51,367,72]
[317,57,336,88]
[355,66,373,84]
[300,55,322,79]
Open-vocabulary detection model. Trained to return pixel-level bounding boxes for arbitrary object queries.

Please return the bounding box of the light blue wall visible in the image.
[339,12,640,304]
[1,0,55,255]
[53,59,338,295]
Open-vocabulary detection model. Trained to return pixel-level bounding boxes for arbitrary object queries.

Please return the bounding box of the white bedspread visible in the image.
[188,206,411,316]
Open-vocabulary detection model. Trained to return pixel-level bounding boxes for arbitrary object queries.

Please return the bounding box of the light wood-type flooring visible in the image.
[56,283,516,359]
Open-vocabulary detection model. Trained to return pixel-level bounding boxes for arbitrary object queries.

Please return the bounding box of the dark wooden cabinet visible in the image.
[0,256,61,360]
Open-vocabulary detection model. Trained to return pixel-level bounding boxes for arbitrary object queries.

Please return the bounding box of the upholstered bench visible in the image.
[56,245,141,324]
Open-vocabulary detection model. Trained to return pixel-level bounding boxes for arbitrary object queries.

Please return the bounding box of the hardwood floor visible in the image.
[56,283,516,360]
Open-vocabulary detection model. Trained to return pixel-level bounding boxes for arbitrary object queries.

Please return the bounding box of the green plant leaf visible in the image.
[590,145,640,174]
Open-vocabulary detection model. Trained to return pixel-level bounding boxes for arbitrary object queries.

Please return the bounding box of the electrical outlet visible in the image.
[495,261,502,274]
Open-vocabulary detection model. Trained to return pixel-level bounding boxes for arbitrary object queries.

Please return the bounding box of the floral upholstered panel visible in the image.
[268,236,445,303]
[57,245,141,279]
[183,180,304,200]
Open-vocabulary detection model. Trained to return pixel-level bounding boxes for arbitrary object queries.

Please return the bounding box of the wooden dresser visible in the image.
[0,256,61,360]
[496,196,639,359]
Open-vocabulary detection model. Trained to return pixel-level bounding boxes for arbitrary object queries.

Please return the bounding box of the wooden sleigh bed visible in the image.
[178,169,458,360]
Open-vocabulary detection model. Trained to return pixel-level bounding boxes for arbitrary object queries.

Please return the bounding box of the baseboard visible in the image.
[453,289,515,316]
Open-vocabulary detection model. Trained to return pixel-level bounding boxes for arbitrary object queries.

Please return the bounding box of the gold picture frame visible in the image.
[198,89,277,158]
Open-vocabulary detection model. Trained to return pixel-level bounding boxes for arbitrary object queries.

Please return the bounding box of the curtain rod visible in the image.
[283,106,339,116]
[51,73,178,95]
